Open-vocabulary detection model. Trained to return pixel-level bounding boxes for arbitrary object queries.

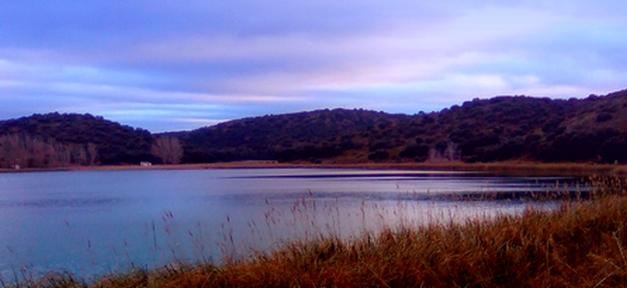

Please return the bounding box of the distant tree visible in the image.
[86,143,98,165]
[0,134,96,168]
[151,136,183,164]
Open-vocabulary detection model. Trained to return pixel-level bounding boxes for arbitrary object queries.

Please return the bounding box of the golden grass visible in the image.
[19,177,627,288]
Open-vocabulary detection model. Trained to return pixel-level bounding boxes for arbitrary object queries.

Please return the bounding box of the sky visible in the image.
[1,1,626,132]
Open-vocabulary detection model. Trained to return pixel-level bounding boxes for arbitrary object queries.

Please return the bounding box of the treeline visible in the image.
[2,89,627,168]
[0,134,97,168]
[0,113,183,168]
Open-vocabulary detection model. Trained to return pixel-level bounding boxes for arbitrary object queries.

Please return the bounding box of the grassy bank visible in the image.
[15,177,626,287]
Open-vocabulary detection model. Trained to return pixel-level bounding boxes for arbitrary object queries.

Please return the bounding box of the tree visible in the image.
[151,136,183,164]
[86,143,98,166]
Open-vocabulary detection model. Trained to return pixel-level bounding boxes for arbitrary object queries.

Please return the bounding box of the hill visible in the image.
[0,113,155,167]
[1,89,627,168]
[177,89,627,164]
[172,109,409,163]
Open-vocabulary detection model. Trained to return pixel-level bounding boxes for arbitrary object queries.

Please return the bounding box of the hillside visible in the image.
[1,89,626,168]
[172,109,409,163]
[177,89,627,164]
[0,113,155,167]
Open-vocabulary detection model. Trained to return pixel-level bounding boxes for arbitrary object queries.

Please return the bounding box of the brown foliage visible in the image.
[0,134,98,168]
[151,136,183,164]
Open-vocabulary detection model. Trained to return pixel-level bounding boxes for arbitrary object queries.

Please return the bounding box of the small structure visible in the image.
[13,164,21,170]
[139,161,152,167]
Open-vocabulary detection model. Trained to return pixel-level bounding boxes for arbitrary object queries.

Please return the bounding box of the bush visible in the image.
[399,144,429,159]
[596,113,613,123]
[368,150,389,161]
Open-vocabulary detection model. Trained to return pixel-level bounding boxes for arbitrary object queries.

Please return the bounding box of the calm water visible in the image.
[0,168,588,281]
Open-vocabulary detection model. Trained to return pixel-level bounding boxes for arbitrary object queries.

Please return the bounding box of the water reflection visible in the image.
[0,168,590,282]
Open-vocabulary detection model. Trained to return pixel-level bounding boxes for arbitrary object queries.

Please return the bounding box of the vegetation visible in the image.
[0,113,181,168]
[8,177,627,287]
[174,88,627,164]
[2,88,627,168]
[174,109,396,164]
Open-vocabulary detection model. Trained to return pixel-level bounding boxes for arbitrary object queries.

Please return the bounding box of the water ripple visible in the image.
[0,197,126,208]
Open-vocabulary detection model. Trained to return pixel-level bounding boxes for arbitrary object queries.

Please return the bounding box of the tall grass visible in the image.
[8,177,627,287]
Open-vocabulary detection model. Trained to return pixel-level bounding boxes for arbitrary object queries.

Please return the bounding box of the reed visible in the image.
[8,177,627,287]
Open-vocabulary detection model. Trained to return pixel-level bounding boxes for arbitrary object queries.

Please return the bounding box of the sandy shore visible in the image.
[1,160,626,177]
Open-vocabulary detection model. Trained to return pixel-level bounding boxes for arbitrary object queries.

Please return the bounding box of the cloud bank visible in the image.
[1,1,626,131]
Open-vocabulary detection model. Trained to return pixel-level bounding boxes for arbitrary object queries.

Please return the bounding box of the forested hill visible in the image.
[176,89,627,164]
[0,113,156,167]
[1,89,627,168]
[173,109,410,163]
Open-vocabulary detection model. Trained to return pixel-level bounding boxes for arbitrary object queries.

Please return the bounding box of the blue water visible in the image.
[0,168,586,282]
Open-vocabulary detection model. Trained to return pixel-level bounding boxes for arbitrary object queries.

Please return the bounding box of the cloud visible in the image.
[1,1,626,131]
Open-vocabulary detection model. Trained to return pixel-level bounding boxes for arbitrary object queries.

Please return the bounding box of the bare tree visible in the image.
[33,138,52,167]
[86,143,98,166]
[0,134,99,168]
[151,136,183,164]
[8,134,28,168]
[72,146,87,165]
[55,142,71,167]
[428,141,460,162]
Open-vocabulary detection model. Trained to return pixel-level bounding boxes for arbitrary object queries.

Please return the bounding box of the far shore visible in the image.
[1,160,626,177]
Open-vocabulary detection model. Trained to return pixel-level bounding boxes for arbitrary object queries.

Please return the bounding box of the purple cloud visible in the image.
[1,1,626,131]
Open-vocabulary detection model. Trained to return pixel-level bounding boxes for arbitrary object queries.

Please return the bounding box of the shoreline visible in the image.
[1,160,626,177]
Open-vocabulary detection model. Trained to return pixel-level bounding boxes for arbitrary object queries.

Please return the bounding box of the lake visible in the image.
[0,168,589,282]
